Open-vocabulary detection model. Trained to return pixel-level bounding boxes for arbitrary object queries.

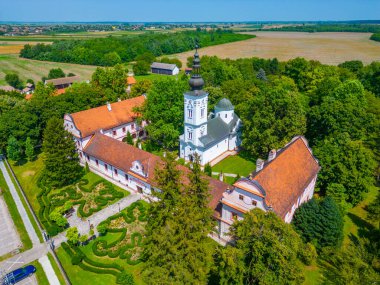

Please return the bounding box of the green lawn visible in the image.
[343,185,379,246]
[47,252,68,285]
[212,154,256,177]
[29,260,50,285]
[57,246,117,285]
[10,155,45,215]
[0,168,33,254]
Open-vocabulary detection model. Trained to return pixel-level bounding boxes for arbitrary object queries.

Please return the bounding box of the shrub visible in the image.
[71,254,83,265]
[299,243,318,265]
[117,271,135,285]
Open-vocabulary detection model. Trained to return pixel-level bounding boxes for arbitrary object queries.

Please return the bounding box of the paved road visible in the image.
[0,244,48,271]
[0,196,22,256]
[39,255,60,285]
[0,159,40,245]
[54,193,141,245]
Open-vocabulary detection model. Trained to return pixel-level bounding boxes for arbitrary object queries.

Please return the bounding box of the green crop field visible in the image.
[0,54,97,85]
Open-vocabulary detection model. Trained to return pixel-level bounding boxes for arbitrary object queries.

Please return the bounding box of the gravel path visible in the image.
[54,193,141,246]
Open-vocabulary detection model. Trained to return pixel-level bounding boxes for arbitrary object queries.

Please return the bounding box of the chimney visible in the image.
[256,159,264,172]
[138,142,142,149]
[268,149,277,162]
[117,98,121,102]
[107,102,112,111]
[219,172,224,182]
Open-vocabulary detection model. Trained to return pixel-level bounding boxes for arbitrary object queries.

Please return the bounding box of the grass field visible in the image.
[47,252,66,285]
[212,154,256,176]
[173,32,380,66]
[0,54,97,85]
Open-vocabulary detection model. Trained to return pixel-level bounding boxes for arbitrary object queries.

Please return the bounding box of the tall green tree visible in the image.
[6,136,21,161]
[143,154,214,284]
[292,197,344,250]
[307,80,373,143]
[92,64,127,96]
[314,133,376,204]
[47,68,65,79]
[42,117,82,187]
[140,77,188,149]
[5,73,22,89]
[240,82,307,157]
[225,209,305,285]
[25,137,35,162]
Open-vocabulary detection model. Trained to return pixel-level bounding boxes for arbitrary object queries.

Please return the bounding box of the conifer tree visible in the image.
[124,131,134,145]
[292,197,343,250]
[25,137,35,162]
[42,117,82,187]
[6,136,21,162]
[143,153,214,284]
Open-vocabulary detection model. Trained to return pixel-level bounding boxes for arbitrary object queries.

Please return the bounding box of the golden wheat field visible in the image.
[173,32,380,65]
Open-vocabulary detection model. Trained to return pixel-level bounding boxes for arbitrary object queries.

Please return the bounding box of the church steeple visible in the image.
[189,44,205,91]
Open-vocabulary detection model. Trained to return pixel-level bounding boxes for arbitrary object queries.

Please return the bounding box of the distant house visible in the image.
[150,62,179,75]
[22,83,34,95]
[45,75,81,90]
[184,67,192,75]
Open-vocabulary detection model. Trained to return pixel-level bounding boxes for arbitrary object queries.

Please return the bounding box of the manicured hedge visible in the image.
[36,178,124,236]
[93,201,146,265]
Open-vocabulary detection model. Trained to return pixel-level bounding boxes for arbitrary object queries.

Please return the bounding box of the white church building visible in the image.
[179,48,241,166]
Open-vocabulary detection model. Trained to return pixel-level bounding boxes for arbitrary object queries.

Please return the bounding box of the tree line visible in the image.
[264,23,380,33]
[19,30,254,66]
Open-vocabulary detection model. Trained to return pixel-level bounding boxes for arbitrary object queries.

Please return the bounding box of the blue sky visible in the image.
[0,0,379,22]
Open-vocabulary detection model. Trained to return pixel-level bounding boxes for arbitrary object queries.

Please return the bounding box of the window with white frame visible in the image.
[188,109,193,119]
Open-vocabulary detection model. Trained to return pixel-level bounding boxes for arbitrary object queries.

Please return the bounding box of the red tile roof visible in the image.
[68,96,145,138]
[127,76,137,85]
[84,133,230,213]
[251,136,320,218]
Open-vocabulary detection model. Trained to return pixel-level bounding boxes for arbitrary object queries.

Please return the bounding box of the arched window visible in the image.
[188,109,193,118]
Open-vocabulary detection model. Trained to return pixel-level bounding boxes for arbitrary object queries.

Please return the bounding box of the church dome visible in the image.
[216,98,234,110]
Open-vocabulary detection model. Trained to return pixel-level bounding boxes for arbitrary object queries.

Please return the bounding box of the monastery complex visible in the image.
[65,50,320,242]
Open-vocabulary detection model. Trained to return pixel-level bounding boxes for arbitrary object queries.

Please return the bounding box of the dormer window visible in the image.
[225,114,227,118]
[188,131,193,140]
[188,109,193,118]
[252,200,257,206]
[113,130,116,136]
[239,195,244,201]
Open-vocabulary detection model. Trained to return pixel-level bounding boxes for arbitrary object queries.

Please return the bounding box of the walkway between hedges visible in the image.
[53,193,141,246]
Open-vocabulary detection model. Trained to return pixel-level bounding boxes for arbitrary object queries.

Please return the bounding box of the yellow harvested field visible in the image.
[174,32,380,65]
[0,45,25,54]
[0,41,49,55]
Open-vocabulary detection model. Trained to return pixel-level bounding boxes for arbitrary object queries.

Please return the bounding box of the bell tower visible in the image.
[181,45,208,161]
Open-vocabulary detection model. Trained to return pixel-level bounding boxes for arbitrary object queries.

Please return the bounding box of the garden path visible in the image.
[38,255,60,285]
[53,193,141,246]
